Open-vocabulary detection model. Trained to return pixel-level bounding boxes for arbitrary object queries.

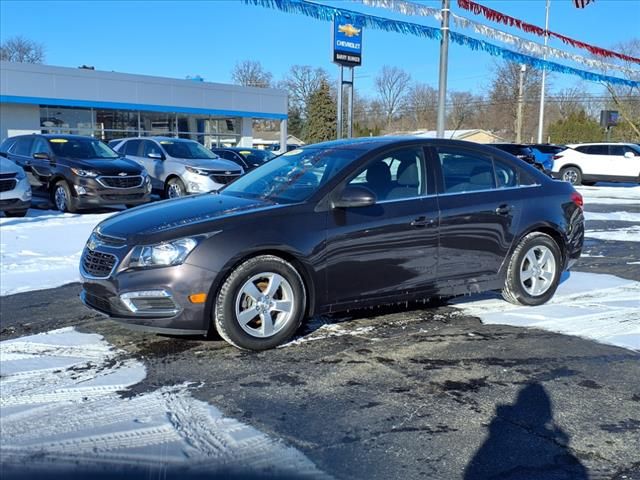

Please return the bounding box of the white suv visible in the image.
[552,143,640,185]
[112,137,243,198]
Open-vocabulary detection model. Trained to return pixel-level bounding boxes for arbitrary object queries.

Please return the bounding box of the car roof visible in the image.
[299,136,498,151]
[566,142,637,147]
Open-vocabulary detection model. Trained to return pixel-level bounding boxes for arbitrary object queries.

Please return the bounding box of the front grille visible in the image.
[102,193,145,201]
[82,249,117,278]
[209,172,241,185]
[0,179,17,192]
[0,172,17,179]
[97,175,143,189]
[83,291,114,314]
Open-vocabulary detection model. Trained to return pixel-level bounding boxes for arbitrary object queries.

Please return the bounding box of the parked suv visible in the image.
[490,144,544,171]
[527,144,566,171]
[0,157,31,217]
[111,137,243,198]
[211,147,275,172]
[0,134,151,212]
[552,143,640,185]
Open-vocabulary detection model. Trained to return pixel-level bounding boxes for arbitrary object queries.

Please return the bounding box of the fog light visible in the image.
[188,293,207,304]
[75,185,88,195]
[188,182,204,192]
[120,290,179,315]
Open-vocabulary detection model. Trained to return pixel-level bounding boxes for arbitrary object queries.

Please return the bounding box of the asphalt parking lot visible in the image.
[1,188,639,480]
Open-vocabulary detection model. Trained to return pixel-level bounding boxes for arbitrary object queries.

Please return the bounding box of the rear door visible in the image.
[141,140,167,188]
[578,145,608,176]
[7,137,36,187]
[431,144,525,282]
[325,145,439,306]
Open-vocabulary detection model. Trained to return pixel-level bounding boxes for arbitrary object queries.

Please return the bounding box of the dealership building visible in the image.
[0,61,288,149]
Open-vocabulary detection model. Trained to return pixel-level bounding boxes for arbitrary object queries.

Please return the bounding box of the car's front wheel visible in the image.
[502,232,561,306]
[560,166,582,185]
[53,181,77,213]
[214,255,306,350]
[165,177,186,199]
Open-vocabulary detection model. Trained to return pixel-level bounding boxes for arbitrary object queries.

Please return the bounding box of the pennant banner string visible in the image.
[457,0,640,64]
[241,0,639,87]
[354,0,639,78]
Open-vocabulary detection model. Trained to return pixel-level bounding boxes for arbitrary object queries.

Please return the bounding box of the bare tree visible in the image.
[407,83,438,129]
[0,36,45,63]
[280,65,330,115]
[375,66,411,129]
[231,60,273,88]
[447,91,482,133]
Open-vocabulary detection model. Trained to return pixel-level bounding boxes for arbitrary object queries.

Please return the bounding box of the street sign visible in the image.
[600,110,619,128]
[333,15,362,67]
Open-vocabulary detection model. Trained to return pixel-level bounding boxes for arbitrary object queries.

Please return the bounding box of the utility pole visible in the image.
[436,0,450,138]
[516,64,527,143]
[337,66,343,139]
[536,0,551,143]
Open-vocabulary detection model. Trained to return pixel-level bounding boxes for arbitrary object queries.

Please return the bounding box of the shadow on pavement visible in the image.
[464,382,587,480]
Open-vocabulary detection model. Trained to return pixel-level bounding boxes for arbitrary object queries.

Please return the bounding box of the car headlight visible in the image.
[185,166,211,176]
[129,237,199,268]
[71,168,98,177]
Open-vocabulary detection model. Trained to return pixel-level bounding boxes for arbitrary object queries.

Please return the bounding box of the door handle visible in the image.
[495,204,512,215]
[411,216,436,228]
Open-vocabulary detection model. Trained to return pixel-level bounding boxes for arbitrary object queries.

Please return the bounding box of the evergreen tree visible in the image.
[287,106,305,140]
[305,80,336,144]
[548,111,604,144]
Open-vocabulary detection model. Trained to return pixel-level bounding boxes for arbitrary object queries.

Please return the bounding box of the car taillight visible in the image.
[571,191,583,209]
[553,154,563,160]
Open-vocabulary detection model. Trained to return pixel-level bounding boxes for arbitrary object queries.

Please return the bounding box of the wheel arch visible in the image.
[502,223,567,276]
[49,175,75,197]
[204,248,317,335]
[559,163,583,173]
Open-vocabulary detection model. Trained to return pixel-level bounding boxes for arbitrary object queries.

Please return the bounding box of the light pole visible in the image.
[516,64,527,143]
[536,0,551,143]
[436,0,450,138]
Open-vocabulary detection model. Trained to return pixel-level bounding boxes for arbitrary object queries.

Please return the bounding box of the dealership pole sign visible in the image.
[333,15,363,67]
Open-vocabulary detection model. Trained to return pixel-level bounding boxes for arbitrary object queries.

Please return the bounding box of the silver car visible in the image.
[0,157,31,217]
[111,137,243,198]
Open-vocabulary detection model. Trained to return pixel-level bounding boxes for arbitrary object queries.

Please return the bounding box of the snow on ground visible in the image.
[0,327,327,477]
[453,272,640,352]
[585,225,640,242]
[0,210,112,296]
[584,211,640,222]
[576,183,640,205]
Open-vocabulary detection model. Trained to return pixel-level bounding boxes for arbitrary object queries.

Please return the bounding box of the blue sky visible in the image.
[1,0,638,98]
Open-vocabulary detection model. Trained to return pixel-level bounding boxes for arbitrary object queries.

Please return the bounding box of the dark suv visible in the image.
[0,135,151,212]
[211,147,275,172]
[491,144,543,171]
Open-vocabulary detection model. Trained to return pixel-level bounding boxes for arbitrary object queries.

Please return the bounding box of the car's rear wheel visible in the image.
[502,232,561,306]
[165,177,186,199]
[53,181,77,213]
[214,255,306,350]
[4,209,28,217]
[560,166,582,185]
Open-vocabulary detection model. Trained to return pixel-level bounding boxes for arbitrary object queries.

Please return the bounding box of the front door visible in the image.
[325,146,439,307]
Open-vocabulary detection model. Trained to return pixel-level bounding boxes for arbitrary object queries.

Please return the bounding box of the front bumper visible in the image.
[72,176,152,207]
[182,171,225,194]
[80,259,218,335]
[0,198,31,212]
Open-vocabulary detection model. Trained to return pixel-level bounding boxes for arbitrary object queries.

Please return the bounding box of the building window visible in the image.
[40,106,94,135]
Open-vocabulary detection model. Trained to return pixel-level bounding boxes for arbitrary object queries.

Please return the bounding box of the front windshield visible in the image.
[160,140,219,159]
[222,147,362,203]
[48,138,119,159]
[238,149,276,167]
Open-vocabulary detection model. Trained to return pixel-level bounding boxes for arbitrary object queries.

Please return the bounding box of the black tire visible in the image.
[214,255,306,351]
[52,180,77,213]
[502,232,562,307]
[164,177,186,199]
[582,181,596,186]
[559,166,582,185]
[4,209,28,217]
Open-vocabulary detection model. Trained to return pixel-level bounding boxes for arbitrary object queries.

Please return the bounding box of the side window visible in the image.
[494,160,518,188]
[124,139,142,156]
[12,137,34,156]
[608,145,625,156]
[346,146,426,201]
[143,140,163,157]
[623,145,640,156]
[31,138,50,155]
[574,146,589,154]
[585,145,608,155]
[437,147,496,193]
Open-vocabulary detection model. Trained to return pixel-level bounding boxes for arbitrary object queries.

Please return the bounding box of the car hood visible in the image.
[59,157,144,174]
[172,157,243,172]
[97,193,280,243]
[0,157,23,175]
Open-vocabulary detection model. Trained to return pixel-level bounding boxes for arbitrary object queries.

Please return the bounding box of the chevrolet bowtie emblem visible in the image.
[338,24,360,37]
[118,172,128,176]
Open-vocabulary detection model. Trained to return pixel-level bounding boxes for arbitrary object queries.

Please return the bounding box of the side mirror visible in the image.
[623,151,635,158]
[147,152,164,160]
[33,152,50,160]
[333,185,377,209]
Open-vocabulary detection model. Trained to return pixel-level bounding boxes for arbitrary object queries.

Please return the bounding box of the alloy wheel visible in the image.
[234,272,294,338]
[167,183,183,198]
[54,185,67,211]
[519,245,556,297]
[562,169,578,184]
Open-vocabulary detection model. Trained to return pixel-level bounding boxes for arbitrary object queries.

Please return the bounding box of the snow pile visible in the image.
[577,184,640,205]
[454,272,640,352]
[0,210,111,295]
[0,328,327,477]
